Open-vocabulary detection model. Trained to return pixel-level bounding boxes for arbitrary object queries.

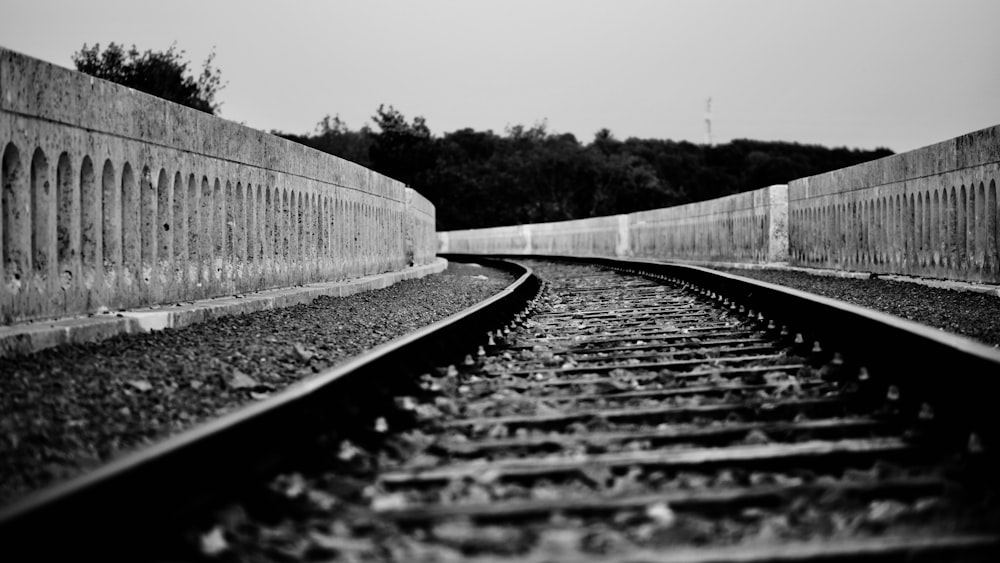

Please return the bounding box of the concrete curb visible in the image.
[0,258,448,359]
[679,260,1000,297]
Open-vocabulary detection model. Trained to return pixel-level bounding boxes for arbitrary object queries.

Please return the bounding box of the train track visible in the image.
[2,257,998,561]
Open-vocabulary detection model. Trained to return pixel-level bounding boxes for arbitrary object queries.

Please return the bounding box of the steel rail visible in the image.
[0,257,540,561]
[445,253,1000,451]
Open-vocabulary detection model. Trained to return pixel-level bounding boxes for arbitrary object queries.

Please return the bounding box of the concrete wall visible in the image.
[0,48,436,324]
[630,185,787,263]
[406,187,436,267]
[788,125,1000,283]
[439,185,788,264]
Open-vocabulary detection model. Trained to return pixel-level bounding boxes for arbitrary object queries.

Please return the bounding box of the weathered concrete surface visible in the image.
[0,47,437,324]
[406,187,436,266]
[439,185,788,264]
[629,185,787,263]
[0,257,447,358]
[788,124,1000,282]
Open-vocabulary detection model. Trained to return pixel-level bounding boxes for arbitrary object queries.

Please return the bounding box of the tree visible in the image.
[368,105,436,185]
[72,42,225,114]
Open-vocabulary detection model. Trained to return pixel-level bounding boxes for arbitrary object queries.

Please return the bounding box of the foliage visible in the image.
[274,107,894,230]
[277,114,374,167]
[72,42,225,114]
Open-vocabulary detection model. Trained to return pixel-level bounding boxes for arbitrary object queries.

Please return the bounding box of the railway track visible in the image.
[2,257,998,561]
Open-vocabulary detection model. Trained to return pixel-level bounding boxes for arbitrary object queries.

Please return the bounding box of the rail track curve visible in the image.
[1,255,997,562]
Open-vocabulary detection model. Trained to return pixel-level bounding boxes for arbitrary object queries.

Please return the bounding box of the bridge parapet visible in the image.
[439,126,999,285]
[438,184,787,265]
[788,125,999,282]
[0,47,436,325]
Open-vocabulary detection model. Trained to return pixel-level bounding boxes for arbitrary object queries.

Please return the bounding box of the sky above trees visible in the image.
[2,0,998,153]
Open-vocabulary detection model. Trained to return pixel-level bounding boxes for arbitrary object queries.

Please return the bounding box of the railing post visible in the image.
[766,184,789,264]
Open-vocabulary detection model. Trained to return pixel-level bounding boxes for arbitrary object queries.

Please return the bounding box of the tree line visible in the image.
[276,106,893,231]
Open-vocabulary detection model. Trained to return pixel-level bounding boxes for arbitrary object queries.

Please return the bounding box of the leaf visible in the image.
[371,492,409,511]
[744,429,772,445]
[646,501,677,527]
[866,500,908,524]
[199,526,229,556]
[536,528,583,555]
[127,379,153,392]
[579,464,612,487]
[534,401,564,416]
[292,342,315,362]
[227,370,258,389]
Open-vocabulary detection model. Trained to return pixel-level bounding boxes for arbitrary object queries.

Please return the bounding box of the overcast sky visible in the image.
[2,0,998,152]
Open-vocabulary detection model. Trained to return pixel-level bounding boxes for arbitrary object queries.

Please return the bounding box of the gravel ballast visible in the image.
[710,268,1000,348]
[0,262,514,507]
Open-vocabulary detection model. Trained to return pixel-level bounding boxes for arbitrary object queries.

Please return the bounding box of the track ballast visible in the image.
[190,259,999,561]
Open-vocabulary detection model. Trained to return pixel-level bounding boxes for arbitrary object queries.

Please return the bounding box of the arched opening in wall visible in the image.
[964,184,975,267]
[213,178,223,279]
[884,196,893,266]
[225,181,235,264]
[850,200,859,265]
[976,181,986,271]
[282,189,290,260]
[871,197,883,266]
[187,174,199,282]
[915,193,924,267]
[349,199,357,267]
[245,183,256,265]
[200,176,212,278]
[907,193,916,268]
[79,156,98,280]
[267,186,276,261]
[957,185,968,269]
[102,160,120,273]
[317,195,326,263]
[883,196,891,266]
[121,162,139,275]
[306,193,315,263]
[891,195,899,266]
[156,169,171,272]
[119,162,141,276]
[931,189,941,267]
[301,191,310,264]
[139,166,156,279]
[333,197,341,268]
[990,180,999,275]
[314,193,321,263]
[924,190,932,266]
[233,182,244,265]
[311,193,319,263]
[364,202,370,266]
[2,143,26,284]
[267,187,285,260]
[863,200,875,266]
[896,194,904,266]
[286,190,296,266]
[947,186,958,270]
[813,207,820,262]
[31,148,51,277]
[254,185,263,264]
[297,191,306,264]
[56,152,77,286]
[292,190,301,266]
[172,171,186,279]
[264,186,273,261]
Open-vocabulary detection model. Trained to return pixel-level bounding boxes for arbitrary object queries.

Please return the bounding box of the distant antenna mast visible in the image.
[704,97,713,146]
